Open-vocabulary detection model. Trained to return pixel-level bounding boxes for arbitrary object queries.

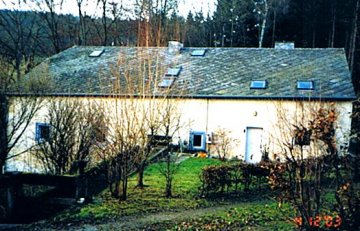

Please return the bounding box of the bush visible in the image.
[199,162,269,197]
[199,165,232,196]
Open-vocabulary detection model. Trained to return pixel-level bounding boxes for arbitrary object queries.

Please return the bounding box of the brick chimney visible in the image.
[275,42,295,49]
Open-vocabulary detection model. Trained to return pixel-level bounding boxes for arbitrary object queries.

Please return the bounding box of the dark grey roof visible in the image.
[34,46,356,100]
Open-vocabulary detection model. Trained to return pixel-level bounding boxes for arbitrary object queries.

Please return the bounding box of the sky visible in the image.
[0,0,216,18]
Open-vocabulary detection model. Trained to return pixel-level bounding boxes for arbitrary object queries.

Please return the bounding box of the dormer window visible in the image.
[250,80,267,89]
[297,81,314,90]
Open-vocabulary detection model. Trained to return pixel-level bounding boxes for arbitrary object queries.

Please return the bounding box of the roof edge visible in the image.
[5,93,357,102]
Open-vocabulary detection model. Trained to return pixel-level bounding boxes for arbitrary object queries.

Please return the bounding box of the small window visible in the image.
[158,78,176,88]
[189,131,206,151]
[191,49,206,56]
[89,49,105,57]
[250,80,267,89]
[35,123,50,143]
[297,81,314,90]
[193,135,203,147]
[165,66,182,77]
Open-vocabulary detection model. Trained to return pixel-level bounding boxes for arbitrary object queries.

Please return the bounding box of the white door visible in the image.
[245,127,263,163]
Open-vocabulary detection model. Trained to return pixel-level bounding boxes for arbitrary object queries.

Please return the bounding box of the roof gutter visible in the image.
[5,92,357,102]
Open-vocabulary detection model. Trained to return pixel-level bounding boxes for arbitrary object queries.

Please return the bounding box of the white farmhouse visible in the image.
[6,42,356,171]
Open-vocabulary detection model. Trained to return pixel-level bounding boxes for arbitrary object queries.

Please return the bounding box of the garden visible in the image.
[1,106,358,231]
[21,145,357,231]
[26,157,297,230]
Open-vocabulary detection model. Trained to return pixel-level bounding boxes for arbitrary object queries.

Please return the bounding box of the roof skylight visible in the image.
[297,81,314,90]
[250,80,267,89]
[165,66,182,76]
[191,49,206,56]
[89,49,105,57]
[158,78,175,88]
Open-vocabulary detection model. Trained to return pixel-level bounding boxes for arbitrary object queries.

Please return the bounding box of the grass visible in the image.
[147,201,296,230]
[46,157,297,230]
[56,157,221,222]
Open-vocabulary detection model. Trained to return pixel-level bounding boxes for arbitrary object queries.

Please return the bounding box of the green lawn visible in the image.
[51,157,297,230]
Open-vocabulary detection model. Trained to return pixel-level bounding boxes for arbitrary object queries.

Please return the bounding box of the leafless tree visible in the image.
[100,48,186,199]
[135,0,179,47]
[253,0,269,48]
[269,101,359,229]
[348,0,359,73]
[156,99,184,198]
[75,0,88,45]
[0,61,49,174]
[213,127,236,161]
[34,98,106,175]
[0,0,44,80]
[158,145,181,198]
[32,0,65,53]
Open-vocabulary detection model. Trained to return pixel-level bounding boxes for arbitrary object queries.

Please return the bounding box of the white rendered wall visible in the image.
[6,97,354,172]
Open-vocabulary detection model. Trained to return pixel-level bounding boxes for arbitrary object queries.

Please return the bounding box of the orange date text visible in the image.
[293,215,342,228]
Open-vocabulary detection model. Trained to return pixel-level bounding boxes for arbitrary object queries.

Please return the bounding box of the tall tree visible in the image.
[32,0,65,53]
[213,0,256,47]
[34,99,106,174]
[184,11,209,47]
[254,0,269,48]
[97,0,108,45]
[75,0,87,45]
[135,0,179,47]
[348,0,359,74]
[94,0,127,46]
[0,1,44,80]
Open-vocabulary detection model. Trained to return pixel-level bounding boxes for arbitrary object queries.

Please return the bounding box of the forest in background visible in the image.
[0,0,359,93]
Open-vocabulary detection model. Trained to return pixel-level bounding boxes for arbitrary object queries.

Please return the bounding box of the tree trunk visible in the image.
[101,0,108,46]
[230,1,234,47]
[0,95,8,174]
[349,0,359,73]
[136,164,145,188]
[259,0,268,48]
[312,28,316,48]
[165,153,172,198]
[329,0,337,48]
[221,24,225,47]
[137,20,142,47]
[165,177,172,198]
[271,3,276,47]
[77,2,85,46]
[50,10,61,53]
[121,177,127,200]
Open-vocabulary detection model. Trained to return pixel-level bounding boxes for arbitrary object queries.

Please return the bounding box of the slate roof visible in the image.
[34,46,356,100]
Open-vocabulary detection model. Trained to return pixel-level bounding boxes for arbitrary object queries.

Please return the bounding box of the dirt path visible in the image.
[37,201,247,231]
